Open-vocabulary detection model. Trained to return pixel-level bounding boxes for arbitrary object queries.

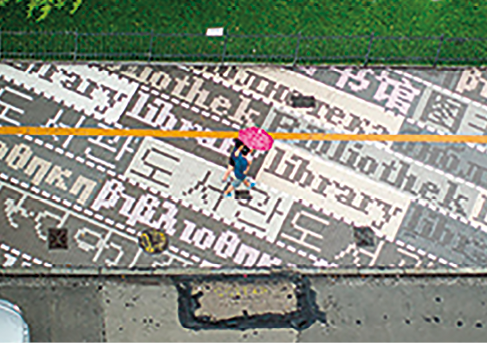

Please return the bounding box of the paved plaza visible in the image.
[1,63,487,270]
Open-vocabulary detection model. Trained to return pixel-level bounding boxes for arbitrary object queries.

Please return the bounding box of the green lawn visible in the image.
[1,0,487,65]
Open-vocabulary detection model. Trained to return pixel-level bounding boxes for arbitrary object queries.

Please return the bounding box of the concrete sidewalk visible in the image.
[1,269,487,342]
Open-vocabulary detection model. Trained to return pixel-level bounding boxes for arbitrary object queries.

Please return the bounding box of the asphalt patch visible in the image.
[173,273,326,331]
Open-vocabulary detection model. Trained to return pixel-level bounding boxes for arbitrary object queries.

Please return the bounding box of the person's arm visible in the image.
[234,145,244,158]
[243,153,252,175]
[234,145,243,157]
[244,160,251,175]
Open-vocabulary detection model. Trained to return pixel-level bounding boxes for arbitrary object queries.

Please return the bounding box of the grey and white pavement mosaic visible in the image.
[1,63,487,270]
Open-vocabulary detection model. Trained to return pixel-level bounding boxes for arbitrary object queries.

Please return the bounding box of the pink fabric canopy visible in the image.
[238,127,274,151]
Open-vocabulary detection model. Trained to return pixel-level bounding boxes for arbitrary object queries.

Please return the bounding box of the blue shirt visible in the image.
[233,152,249,180]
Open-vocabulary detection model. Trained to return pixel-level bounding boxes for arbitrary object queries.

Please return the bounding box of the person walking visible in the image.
[222,138,253,183]
[223,145,256,198]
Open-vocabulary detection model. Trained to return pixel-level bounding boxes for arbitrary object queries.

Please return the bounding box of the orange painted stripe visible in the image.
[0,127,238,139]
[0,126,486,143]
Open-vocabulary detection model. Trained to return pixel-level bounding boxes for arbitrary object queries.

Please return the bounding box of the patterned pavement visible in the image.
[1,63,487,270]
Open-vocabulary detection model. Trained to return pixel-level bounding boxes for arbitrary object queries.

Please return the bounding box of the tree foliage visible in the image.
[0,0,82,22]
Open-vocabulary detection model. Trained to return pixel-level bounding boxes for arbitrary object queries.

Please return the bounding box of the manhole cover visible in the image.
[48,228,68,250]
[353,226,375,247]
[139,229,168,254]
[290,95,316,108]
[235,189,252,200]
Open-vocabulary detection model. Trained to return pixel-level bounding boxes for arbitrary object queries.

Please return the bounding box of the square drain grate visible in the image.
[353,226,375,247]
[48,228,68,250]
[290,95,316,108]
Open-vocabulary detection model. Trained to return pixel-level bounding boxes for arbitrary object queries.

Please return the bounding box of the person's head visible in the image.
[234,138,244,148]
[241,145,252,156]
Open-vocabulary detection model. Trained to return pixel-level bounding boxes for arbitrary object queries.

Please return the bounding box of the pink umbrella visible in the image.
[238,127,274,151]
